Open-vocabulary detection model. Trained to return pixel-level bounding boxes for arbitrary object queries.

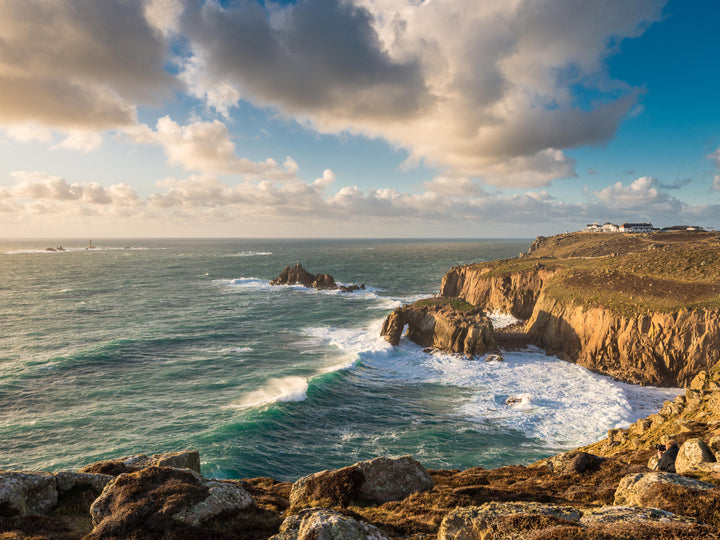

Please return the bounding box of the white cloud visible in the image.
[50,131,103,153]
[0,0,175,130]
[144,0,184,37]
[4,124,54,143]
[181,0,665,186]
[125,116,299,180]
[4,168,720,237]
[9,171,139,206]
[593,176,681,213]
[709,146,720,191]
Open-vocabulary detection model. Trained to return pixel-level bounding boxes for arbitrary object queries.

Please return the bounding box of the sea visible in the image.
[0,238,681,481]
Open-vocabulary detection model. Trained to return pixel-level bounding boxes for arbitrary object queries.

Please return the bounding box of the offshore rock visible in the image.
[676,437,717,473]
[88,466,254,537]
[380,298,495,356]
[79,450,201,475]
[289,456,433,510]
[270,263,337,290]
[613,471,716,506]
[438,501,581,540]
[271,507,390,540]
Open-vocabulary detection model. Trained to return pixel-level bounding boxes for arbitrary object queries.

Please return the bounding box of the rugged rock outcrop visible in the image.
[79,450,201,476]
[380,299,495,356]
[676,438,717,473]
[271,263,337,289]
[613,471,716,506]
[438,502,582,540]
[289,456,433,510]
[526,294,720,386]
[87,466,256,538]
[440,237,720,386]
[0,471,112,516]
[270,263,365,293]
[271,508,390,540]
[441,266,554,320]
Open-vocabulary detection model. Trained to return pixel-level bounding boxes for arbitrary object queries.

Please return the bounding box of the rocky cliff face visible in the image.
[380,300,496,356]
[527,294,720,387]
[440,264,720,387]
[440,265,555,320]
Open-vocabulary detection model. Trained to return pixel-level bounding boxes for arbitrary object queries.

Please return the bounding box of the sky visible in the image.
[1,0,719,238]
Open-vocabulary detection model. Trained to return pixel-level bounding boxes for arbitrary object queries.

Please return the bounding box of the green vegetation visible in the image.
[413,297,476,311]
[470,231,720,315]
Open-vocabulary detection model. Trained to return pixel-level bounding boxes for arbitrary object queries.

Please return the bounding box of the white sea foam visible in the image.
[306,323,682,450]
[4,246,151,255]
[230,251,273,257]
[488,311,520,329]
[228,376,309,409]
[219,277,272,290]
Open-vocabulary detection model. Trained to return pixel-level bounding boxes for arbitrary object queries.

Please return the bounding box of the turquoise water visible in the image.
[0,239,680,480]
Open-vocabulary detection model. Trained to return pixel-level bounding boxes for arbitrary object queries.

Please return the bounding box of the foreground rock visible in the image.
[79,450,201,476]
[289,456,433,510]
[0,471,112,516]
[438,502,581,540]
[676,437,717,473]
[381,298,495,356]
[87,466,256,539]
[613,471,717,506]
[271,508,390,540]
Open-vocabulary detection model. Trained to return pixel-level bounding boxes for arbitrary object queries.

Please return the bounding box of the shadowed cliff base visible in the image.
[493,322,534,351]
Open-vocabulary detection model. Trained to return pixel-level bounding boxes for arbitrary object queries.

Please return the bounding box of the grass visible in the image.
[459,232,720,315]
[413,297,476,311]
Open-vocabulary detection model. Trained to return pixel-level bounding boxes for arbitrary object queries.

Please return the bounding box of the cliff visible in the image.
[441,231,720,387]
[380,298,496,356]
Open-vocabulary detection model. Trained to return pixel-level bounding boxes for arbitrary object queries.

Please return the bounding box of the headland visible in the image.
[5,231,720,538]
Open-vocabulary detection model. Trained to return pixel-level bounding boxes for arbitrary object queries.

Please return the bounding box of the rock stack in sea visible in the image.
[270,263,365,293]
[380,297,496,356]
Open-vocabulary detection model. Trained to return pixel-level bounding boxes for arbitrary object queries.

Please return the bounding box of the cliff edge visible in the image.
[441,231,720,387]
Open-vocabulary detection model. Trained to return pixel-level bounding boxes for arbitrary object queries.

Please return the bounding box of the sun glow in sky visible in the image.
[1,0,719,238]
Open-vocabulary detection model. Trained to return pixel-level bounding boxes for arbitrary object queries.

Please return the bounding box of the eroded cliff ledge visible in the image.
[380,297,496,356]
[441,231,720,387]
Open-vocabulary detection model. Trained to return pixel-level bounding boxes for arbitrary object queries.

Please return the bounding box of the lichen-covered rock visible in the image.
[79,450,201,475]
[356,456,433,503]
[87,466,254,538]
[54,471,113,496]
[173,477,254,526]
[579,506,700,526]
[271,508,390,540]
[289,456,433,510]
[548,451,603,475]
[289,465,364,510]
[676,437,717,473]
[0,471,57,515]
[438,502,581,540]
[614,472,716,506]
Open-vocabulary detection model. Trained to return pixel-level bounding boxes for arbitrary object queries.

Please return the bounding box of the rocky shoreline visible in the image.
[6,234,720,538]
[5,371,720,540]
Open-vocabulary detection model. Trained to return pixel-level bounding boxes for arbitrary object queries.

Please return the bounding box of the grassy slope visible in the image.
[468,231,720,315]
